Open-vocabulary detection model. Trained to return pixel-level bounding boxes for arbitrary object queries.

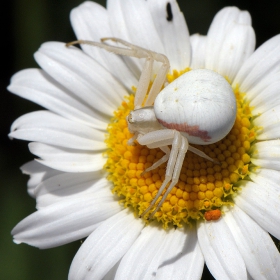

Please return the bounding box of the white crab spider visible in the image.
[67,38,237,219]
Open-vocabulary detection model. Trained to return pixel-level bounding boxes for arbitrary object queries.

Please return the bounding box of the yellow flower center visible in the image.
[104,70,258,228]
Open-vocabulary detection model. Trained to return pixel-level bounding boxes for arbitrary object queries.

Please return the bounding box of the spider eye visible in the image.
[127,113,134,123]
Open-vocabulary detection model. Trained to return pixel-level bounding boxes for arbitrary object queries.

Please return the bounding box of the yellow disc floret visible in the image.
[104,73,257,228]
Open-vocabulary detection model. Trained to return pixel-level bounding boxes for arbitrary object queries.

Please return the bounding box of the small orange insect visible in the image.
[204,209,221,221]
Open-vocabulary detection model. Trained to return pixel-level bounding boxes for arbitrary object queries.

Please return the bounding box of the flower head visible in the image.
[9,0,280,279]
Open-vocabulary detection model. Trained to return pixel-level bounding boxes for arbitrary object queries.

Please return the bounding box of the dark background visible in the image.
[1,0,280,279]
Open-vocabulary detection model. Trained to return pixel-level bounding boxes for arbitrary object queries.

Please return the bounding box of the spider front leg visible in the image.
[137,130,189,219]
[66,37,170,109]
[100,38,170,109]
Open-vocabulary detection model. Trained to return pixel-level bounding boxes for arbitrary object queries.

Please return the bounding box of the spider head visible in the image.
[126,106,163,135]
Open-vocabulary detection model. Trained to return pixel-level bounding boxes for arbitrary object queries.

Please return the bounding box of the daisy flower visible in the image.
[9,0,280,279]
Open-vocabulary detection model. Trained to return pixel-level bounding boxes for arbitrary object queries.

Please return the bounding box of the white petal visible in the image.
[69,209,144,280]
[117,0,164,53]
[115,225,168,280]
[122,0,167,77]
[12,189,122,249]
[251,80,280,115]
[233,34,280,93]
[8,69,108,129]
[20,160,62,197]
[252,167,280,191]
[10,111,106,150]
[102,260,120,280]
[224,205,280,280]
[107,0,130,41]
[197,219,247,280]
[107,0,142,77]
[243,70,280,103]
[234,180,280,240]
[34,42,127,114]
[70,1,138,90]
[251,140,280,170]
[206,7,253,79]
[29,142,106,172]
[35,170,108,208]
[190,34,206,69]
[156,228,204,280]
[148,0,191,70]
[254,105,280,140]
[213,23,255,81]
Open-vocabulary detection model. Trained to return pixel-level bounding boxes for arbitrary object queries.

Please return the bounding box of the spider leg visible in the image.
[188,145,220,165]
[143,53,169,107]
[139,130,182,218]
[137,129,175,146]
[137,130,174,174]
[138,129,220,218]
[66,38,170,109]
[127,133,138,146]
[101,38,170,109]
[141,146,170,175]
[148,136,189,218]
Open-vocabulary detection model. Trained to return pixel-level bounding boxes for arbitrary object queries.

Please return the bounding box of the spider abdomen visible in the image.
[154,69,237,145]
